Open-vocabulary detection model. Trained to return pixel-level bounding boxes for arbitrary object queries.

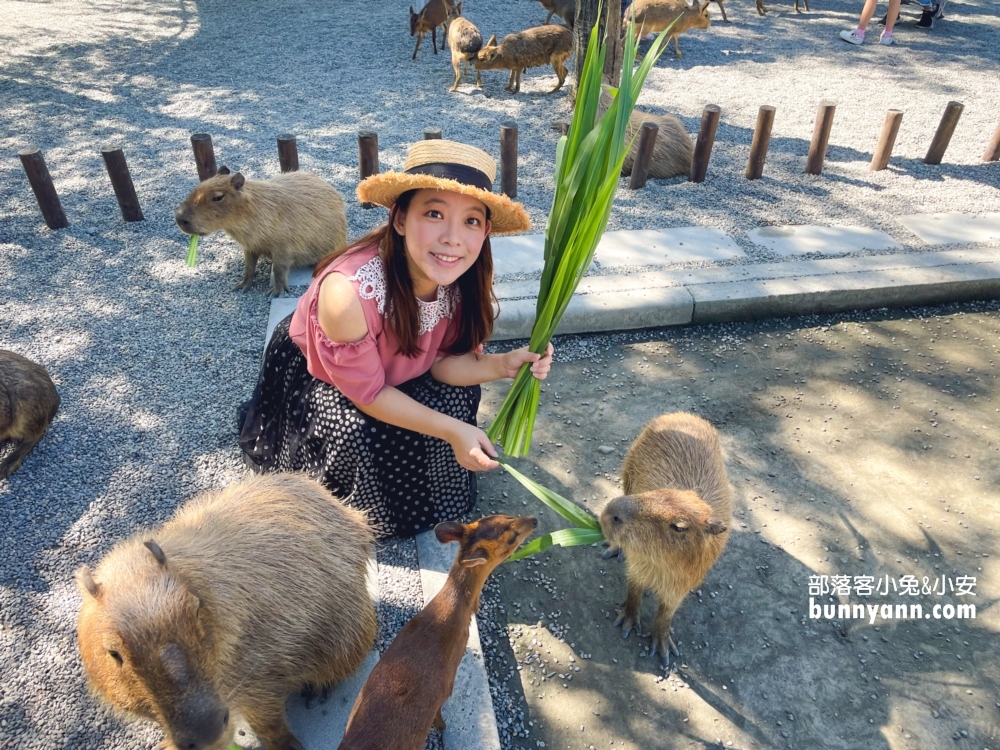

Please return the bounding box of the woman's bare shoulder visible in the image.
[318,272,369,344]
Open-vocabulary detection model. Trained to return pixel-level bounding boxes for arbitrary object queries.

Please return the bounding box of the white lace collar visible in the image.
[348,255,460,335]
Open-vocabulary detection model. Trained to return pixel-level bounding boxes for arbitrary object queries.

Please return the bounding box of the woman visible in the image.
[239,139,552,539]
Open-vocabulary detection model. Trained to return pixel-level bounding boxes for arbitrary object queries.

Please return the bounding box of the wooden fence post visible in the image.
[500,122,518,198]
[805,101,836,175]
[277,134,299,172]
[870,110,904,171]
[925,101,963,165]
[689,104,721,183]
[983,120,1000,163]
[190,133,217,181]
[18,148,68,229]
[628,122,659,190]
[101,147,144,222]
[358,130,379,209]
[745,105,775,180]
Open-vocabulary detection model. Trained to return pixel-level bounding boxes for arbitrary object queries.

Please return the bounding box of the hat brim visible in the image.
[356,172,531,235]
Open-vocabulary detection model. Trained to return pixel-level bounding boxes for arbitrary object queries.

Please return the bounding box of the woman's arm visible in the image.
[431,342,555,386]
[318,274,499,471]
[355,387,499,471]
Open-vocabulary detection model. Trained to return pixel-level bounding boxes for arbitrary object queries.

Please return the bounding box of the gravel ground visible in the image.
[1,0,998,747]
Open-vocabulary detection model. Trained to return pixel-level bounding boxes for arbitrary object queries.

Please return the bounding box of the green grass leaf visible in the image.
[185,234,199,267]
[490,7,675,457]
[497,458,600,530]
[508,527,606,562]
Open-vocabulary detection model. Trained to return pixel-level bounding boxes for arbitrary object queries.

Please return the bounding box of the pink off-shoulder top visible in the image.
[288,243,461,405]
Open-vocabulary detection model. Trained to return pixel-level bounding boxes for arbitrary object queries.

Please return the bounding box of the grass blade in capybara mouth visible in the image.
[185,234,199,267]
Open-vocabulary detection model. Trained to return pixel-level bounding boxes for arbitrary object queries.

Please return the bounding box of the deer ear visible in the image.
[409,6,415,13]
[460,548,489,567]
[144,540,167,567]
[231,172,246,190]
[704,517,728,535]
[76,566,101,599]
[701,1,711,12]
[217,165,231,175]
[435,521,465,544]
[486,33,497,46]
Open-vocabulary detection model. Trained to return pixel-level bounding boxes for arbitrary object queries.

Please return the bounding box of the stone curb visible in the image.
[489,247,1000,340]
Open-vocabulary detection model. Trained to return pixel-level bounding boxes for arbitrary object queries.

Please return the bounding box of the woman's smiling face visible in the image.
[394,189,491,300]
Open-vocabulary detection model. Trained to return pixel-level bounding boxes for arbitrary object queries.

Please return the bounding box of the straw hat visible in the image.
[356,139,531,235]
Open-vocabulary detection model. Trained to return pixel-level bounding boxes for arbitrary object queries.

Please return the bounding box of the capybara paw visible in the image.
[649,629,679,666]
[601,544,624,562]
[234,279,252,291]
[613,610,640,639]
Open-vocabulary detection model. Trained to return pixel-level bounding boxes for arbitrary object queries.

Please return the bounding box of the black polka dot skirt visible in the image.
[238,315,480,540]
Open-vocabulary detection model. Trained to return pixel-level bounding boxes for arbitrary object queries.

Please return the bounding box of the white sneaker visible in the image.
[839,29,865,45]
[879,30,893,45]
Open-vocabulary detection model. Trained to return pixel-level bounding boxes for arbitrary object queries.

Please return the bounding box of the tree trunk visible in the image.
[573,0,623,99]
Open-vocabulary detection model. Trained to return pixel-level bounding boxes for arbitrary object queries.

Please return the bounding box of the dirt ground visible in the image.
[477,300,999,750]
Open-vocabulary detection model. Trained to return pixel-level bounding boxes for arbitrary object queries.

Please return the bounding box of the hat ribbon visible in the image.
[406,162,493,192]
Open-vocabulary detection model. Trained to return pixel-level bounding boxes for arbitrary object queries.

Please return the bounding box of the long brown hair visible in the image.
[313,190,497,358]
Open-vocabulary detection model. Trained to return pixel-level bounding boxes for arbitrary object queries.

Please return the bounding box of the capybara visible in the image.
[76,473,376,750]
[473,25,573,94]
[447,2,483,91]
[410,0,455,59]
[600,412,732,665]
[175,166,348,297]
[338,515,537,750]
[600,93,694,179]
[0,349,59,479]
[625,0,711,58]
[534,0,576,27]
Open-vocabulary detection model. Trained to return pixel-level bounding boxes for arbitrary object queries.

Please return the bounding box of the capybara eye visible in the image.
[670,522,688,533]
[108,650,123,665]
[612,515,622,524]
[211,193,224,202]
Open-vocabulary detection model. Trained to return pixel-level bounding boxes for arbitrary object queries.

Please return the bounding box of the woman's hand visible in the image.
[447,421,500,471]
[498,342,554,381]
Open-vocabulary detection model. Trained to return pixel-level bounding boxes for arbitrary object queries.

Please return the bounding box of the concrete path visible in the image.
[261,210,1000,747]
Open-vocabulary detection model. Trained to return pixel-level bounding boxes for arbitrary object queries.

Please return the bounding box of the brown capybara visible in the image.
[473,24,573,95]
[599,93,694,179]
[339,515,537,750]
[175,166,348,297]
[600,412,732,665]
[447,2,483,92]
[0,349,60,479]
[625,0,711,58]
[76,472,376,750]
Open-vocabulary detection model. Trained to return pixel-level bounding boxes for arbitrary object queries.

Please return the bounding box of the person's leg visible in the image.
[857,0,882,29]
[884,0,902,31]
[841,0,880,44]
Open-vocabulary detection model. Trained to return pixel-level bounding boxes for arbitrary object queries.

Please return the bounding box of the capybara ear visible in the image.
[230,173,246,191]
[486,33,497,46]
[185,592,201,618]
[704,517,728,535]
[459,548,489,567]
[76,565,101,599]
[669,519,690,532]
[217,165,231,176]
[144,540,167,567]
[435,521,466,544]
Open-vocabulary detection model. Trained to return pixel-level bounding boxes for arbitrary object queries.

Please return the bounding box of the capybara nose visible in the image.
[175,704,228,749]
[175,211,190,230]
[530,517,538,528]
